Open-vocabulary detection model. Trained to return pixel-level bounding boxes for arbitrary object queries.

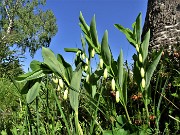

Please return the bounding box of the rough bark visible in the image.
[142,0,180,54]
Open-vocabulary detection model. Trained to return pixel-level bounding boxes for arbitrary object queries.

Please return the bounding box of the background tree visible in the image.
[0,0,58,77]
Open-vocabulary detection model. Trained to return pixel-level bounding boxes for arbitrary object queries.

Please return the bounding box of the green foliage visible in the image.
[0,12,179,135]
[0,0,57,56]
[0,0,57,78]
[101,31,111,67]
[69,63,82,113]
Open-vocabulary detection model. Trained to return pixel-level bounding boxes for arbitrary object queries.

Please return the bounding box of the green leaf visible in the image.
[111,60,118,76]
[79,23,89,36]
[64,48,79,53]
[141,30,150,63]
[101,30,111,66]
[26,81,41,104]
[135,13,142,44]
[57,54,73,83]
[85,35,100,54]
[171,93,179,98]
[116,115,127,127]
[123,69,127,105]
[89,69,103,85]
[79,11,90,35]
[145,50,162,90]
[16,69,45,82]
[117,49,123,88]
[81,34,86,52]
[42,47,69,85]
[103,130,113,135]
[92,85,96,98]
[103,128,129,135]
[113,128,129,135]
[114,24,136,47]
[30,60,42,71]
[90,15,99,48]
[21,80,37,94]
[132,54,141,86]
[69,63,82,113]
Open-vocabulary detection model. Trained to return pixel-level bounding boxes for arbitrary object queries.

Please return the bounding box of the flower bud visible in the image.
[81,53,85,60]
[86,58,89,65]
[86,74,89,83]
[111,78,115,91]
[63,89,68,100]
[141,78,146,89]
[99,58,103,69]
[91,48,95,58]
[84,65,88,72]
[52,78,58,84]
[104,68,108,79]
[140,67,145,78]
[59,78,64,89]
[76,50,81,56]
[57,85,61,92]
[136,44,139,52]
[116,91,120,103]
[139,53,143,63]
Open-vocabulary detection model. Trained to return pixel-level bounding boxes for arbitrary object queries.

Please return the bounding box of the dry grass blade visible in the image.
[157,90,180,110]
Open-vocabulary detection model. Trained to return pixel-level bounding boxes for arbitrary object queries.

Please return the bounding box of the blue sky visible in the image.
[23,0,148,72]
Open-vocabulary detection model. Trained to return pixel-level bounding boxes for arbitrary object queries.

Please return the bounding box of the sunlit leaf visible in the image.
[16,69,45,82]
[117,49,123,88]
[135,13,141,44]
[30,60,42,71]
[26,81,41,104]
[69,63,82,113]
[146,50,162,90]
[57,54,73,83]
[101,30,111,66]
[21,80,37,94]
[42,47,69,85]
[64,48,79,53]
[141,30,150,63]
[81,34,86,52]
[85,35,100,54]
[79,11,90,35]
[123,69,127,105]
[90,15,99,48]
[114,24,136,47]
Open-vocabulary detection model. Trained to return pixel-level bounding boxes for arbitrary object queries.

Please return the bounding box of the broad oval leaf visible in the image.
[79,11,90,35]
[85,35,100,54]
[89,69,103,85]
[21,80,37,94]
[135,13,142,44]
[57,54,73,83]
[145,50,162,90]
[26,81,41,104]
[101,30,111,66]
[90,15,99,48]
[141,29,150,63]
[16,69,45,82]
[114,24,136,47]
[69,63,82,113]
[42,47,69,85]
[30,60,42,71]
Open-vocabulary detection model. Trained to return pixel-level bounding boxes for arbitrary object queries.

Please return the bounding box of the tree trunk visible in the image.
[142,0,180,54]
